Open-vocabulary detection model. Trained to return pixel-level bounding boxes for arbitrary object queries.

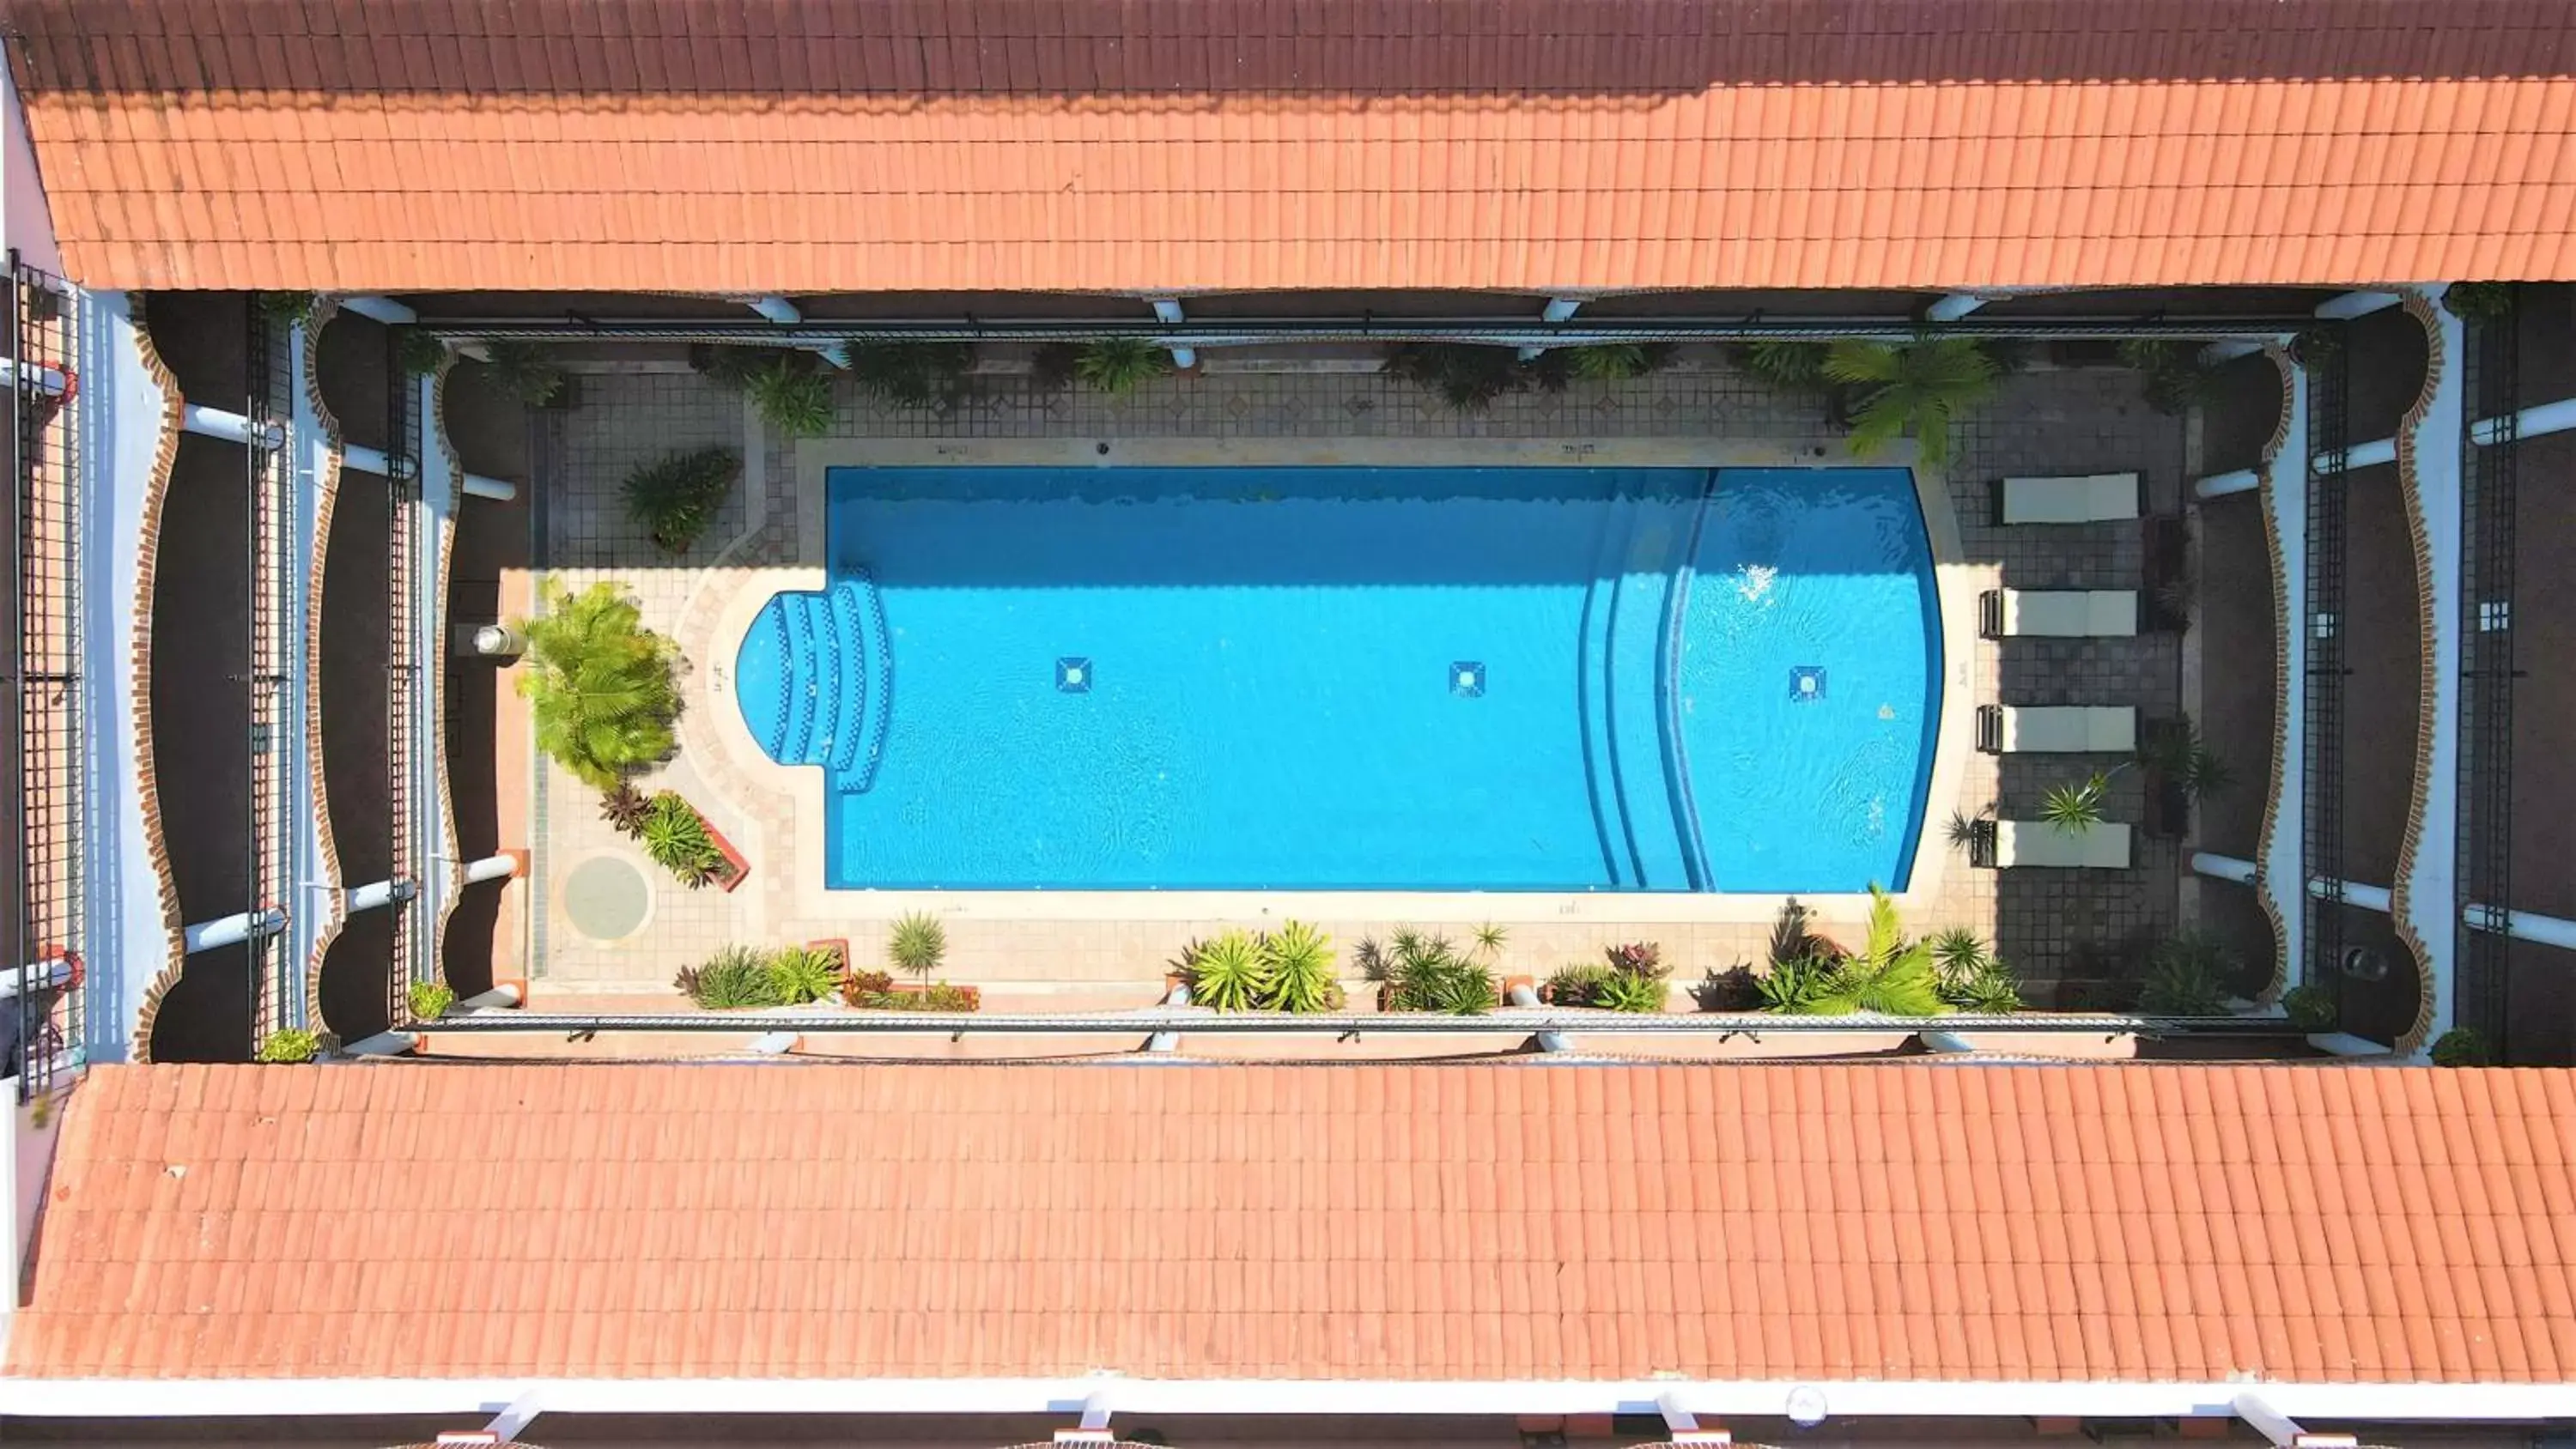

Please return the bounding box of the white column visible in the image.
[336,295,416,326]
[2397,293,2466,1047]
[2196,468,2260,499]
[0,355,70,397]
[179,402,283,450]
[747,296,802,325]
[2201,339,2265,366]
[180,909,284,955]
[2470,396,2576,445]
[2316,435,2397,472]
[460,852,519,886]
[344,878,416,913]
[1924,293,1986,322]
[1517,297,1584,359]
[2316,290,2403,320]
[1148,299,1195,369]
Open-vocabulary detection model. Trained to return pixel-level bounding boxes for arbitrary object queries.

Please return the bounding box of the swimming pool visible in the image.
[732,465,1941,893]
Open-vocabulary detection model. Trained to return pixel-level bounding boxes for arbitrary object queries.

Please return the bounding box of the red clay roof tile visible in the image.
[8,1062,2576,1386]
[4,0,2573,291]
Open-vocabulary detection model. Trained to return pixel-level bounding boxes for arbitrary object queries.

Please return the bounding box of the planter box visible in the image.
[698,809,750,893]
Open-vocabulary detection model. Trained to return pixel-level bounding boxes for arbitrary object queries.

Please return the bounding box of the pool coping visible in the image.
[691,436,1974,933]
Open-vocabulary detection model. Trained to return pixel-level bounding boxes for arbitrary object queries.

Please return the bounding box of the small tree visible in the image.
[516,581,681,791]
[1822,336,2000,465]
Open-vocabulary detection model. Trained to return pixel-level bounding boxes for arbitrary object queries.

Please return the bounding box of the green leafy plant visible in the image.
[640,791,728,886]
[2445,282,2515,322]
[2140,933,2237,1016]
[1472,921,1510,960]
[1544,962,1614,1006]
[1592,970,1667,1014]
[395,327,450,378]
[1823,336,2001,465]
[1382,931,1496,1015]
[1187,929,1269,1012]
[889,911,946,982]
[2430,1026,2492,1067]
[1943,809,1990,854]
[2117,338,2221,416]
[2280,982,2337,1033]
[620,445,742,555]
[477,340,568,407]
[1381,343,1561,413]
[1765,887,1953,1016]
[1731,339,1832,392]
[1928,926,1991,985]
[254,1027,321,1063]
[2043,773,2111,834]
[690,343,806,391]
[1259,920,1340,1014]
[675,945,782,1009]
[1755,953,1840,1013]
[2142,716,2235,801]
[1027,342,1083,392]
[406,979,455,1022]
[848,979,981,1012]
[1942,961,2025,1014]
[1561,343,1676,381]
[1073,337,1175,393]
[847,343,975,409]
[517,581,680,791]
[257,290,317,325]
[766,944,843,1006]
[747,357,835,439]
[598,781,650,836]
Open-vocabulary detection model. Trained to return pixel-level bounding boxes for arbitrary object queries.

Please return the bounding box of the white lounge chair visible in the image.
[1990,821,2132,870]
[1976,705,2138,754]
[1995,472,2142,524]
[1979,588,2138,638]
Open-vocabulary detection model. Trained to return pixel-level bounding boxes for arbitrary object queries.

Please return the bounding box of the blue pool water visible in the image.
[733,466,1940,892]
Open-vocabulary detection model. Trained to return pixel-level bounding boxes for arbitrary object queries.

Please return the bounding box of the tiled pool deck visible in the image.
[520,357,2185,1004]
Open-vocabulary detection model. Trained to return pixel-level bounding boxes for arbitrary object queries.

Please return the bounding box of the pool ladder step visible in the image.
[739,575,891,792]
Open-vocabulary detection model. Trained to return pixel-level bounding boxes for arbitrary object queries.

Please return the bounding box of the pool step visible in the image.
[734,575,890,791]
[1599,496,1704,890]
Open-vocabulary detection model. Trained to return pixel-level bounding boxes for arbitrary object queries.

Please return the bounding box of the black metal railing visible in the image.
[2303,329,2350,1010]
[386,325,422,1026]
[243,299,293,1050]
[2458,292,2518,1052]
[7,256,82,1100]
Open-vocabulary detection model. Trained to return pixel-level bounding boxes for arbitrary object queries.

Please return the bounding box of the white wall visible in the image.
[2,69,63,275]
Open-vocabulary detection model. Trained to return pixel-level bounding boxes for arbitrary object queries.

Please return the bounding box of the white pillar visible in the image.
[453,982,525,1012]
[1518,298,1585,360]
[2199,852,2576,949]
[181,908,285,955]
[747,296,802,325]
[0,955,75,999]
[2397,293,2466,1047]
[2470,396,2576,445]
[340,1030,420,1057]
[1148,299,1195,369]
[336,295,416,326]
[2195,468,2261,499]
[2316,435,2398,473]
[1924,293,1987,322]
[344,878,416,913]
[2200,339,2265,366]
[1504,979,1568,1053]
[179,402,283,450]
[0,355,70,397]
[2315,290,2403,320]
[461,852,520,885]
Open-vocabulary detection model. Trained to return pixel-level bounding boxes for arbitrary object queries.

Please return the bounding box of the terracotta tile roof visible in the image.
[10,1062,2576,1385]
[4,0,2572,293]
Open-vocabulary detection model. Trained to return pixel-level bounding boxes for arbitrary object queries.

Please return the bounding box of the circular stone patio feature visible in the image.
[562,855,652,941]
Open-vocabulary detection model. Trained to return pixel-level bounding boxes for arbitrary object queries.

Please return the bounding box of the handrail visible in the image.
[422,1007,2297,1036]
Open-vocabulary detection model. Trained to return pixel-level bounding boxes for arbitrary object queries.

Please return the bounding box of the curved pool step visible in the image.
[734,575,889,791]
[1599,491,1705,890]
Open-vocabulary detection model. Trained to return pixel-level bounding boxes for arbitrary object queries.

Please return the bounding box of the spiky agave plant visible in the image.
[1927,926,1992,986]
[1561,343,1676,381]
[1188,929,1270,1012]
[1072,337,1175,394]
[1822,336,2001,465]
[1592,970,1667,1014]
[2042,773,2112,834]
[889,912,947,982]
[517,581,680,791]
[1259,920,1338,1013]
[765,944,843,1005]
[746,358,835,439]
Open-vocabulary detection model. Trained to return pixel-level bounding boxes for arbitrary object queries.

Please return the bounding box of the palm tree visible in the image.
[517,581,681,791]
[1793,886,1952,1016]
[1821,336,2001,464]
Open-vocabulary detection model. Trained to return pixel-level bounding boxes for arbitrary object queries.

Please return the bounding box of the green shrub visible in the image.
[889,911,946,981]
[1379,931,1498,1015]
[690,343,806,390]
[406,979,456,1022]
[477,340,568,406]
[1027,342,1082,392]
[1381,343,1558,413]
[2281,982,2337,1033]
[747,358,835,439]
[1561,343,1676,381]
[1260,920,1339,1014]
[641,791,727,887]
[1187,929,1268,1011]
[2117,338,2220,416]
[847,343,975,409]
[2445,282,2515,322]
[1928,927,1991,985]
[257,290,317,325]
[517,581,679,791]
[1731,339,1832,392]
[676,945,782,1009]
[1593,971,1666,1014]
[395,327,450,378]
[1941,960,2025,1014]
[620,446,741,555]
[1820,946,1950,1016]
[767,945,842,1006]
[2140,933,2237,1016]
[1823,336,2001,466]
[254,1028,320,1063]
[2430,1026,2492,1067]
[1544,962,1614,1006]
[1074,337,1174,393]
